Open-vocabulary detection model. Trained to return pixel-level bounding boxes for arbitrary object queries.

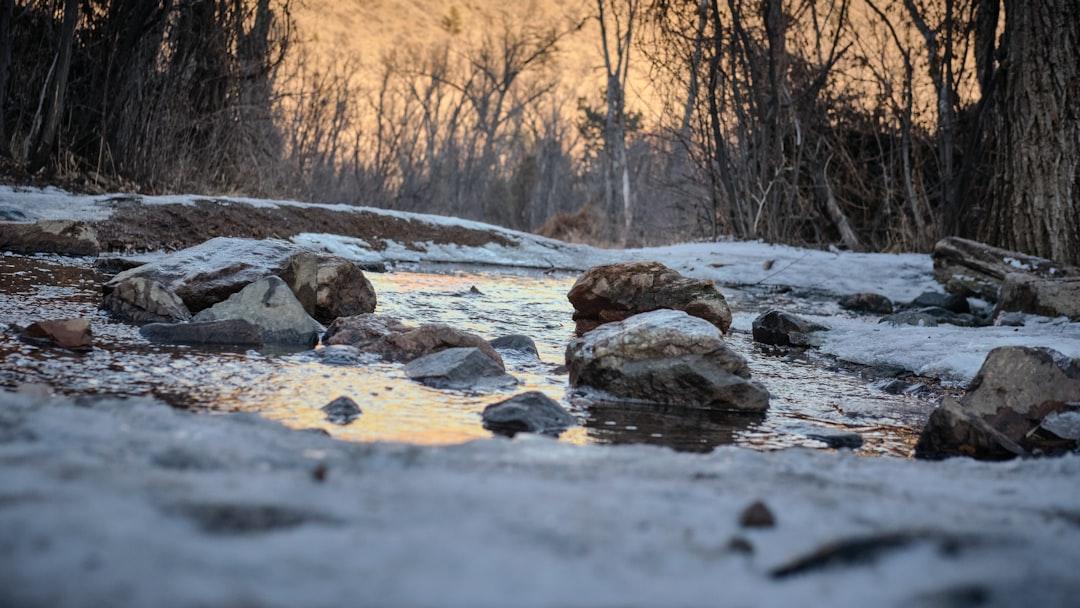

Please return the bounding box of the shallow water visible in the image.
[0,253,935,455]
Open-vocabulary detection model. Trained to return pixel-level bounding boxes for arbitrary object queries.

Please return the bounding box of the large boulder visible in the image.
[995,273,1080,321]
[915,346,1080,460]
[403,347,516,391]
[566,309,769,412]
[324,314,503,366]
[932,236,1079,301]
[104,238,376,321]
[567,261,732,336]
[482,392,576,436]
[192,276,324,347]
[102,277,192,324]
[140,319,263,346]
[751,311,827,347]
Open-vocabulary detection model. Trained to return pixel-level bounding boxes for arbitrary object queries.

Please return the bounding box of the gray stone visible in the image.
[566,310,769,412]
[404,347,517,391]
[910,292,970,314]
[193,276,324,347]
[801,427,864,449]
[140,320,263,346]
[482,392,576,435]
[838,292,893,315]
[102,277,192,324]
[996,273,1080,321]
[321,396,362,425]
[1040,410,1080,441]
[489,334,539,358]
[994,311,1029,327]
[751,310,827,347]
[567,261,732,335]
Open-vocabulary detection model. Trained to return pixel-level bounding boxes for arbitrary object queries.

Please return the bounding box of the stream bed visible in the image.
[0,252,942,455]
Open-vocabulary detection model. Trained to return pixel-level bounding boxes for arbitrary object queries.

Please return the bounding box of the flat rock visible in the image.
[801,427,864,449]
[567,261,732,335]
[193,276,324,347]
[140,320,263,346]
[102,277,192,324]
[321,396,362,425]
[838,292,893,314]
[751,311,827,347]
[915,347,1080,459]
[482,392,576,436]
[566,309,769,412]
[19,319,93,351]
[996,273,1080,321]
[404,347,517,391]
[325,314,503,366]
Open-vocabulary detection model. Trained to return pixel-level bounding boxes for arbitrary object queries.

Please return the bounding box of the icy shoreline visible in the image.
[2,389,1079,607]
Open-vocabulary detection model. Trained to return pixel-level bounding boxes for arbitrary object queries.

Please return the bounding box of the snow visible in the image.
[2,389,1079,607]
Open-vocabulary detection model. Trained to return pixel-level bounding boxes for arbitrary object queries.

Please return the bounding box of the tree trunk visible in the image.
[983,0,1080,265]
[31,0,80,169]
[0,0,13,158]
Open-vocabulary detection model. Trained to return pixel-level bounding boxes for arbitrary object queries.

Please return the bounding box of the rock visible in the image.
[403,347,517,391]
[192,276,324,347]
[873,379,930,397]
[324,314,503,366]
[910,291,970,314]
[932,236,1079,302]
[838,292,893,314]
[102,278,192,324]
[105,238,376,321]
[567,261,732,335]
[739,501,776,528]
[481,392,576,435]
[19,319,92,351]
[994,311,1028,327]
[751,311,827,347]
[140,320,263,346]
[0,220,100,255]
[880,307,985,327]
[566,309,769,412]
[801,427,864,449]
[321,396,362,425]
[489,334,539,358]
[1040,411,1080,441]
[915,347,1080,460]
[995,273,1080,321]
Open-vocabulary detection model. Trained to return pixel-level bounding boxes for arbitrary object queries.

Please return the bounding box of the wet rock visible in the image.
[838,292,893,314]
[192,276,323,347]
[873,379,930,397]
[566,309,769,412]
[1040,410,1080,441]
[995,273,1080,321]
[801,427,864,449]
[915,346,1080,460]
[102,277,192,324]
[0,219,100,255]
[751,310,827,347]
[140,319,263,346]
[567,261,732,335]
[482,392,575,436]
[932,236,1079,302]
[321,396,362,425]
[314,257,378,323]
[994,311,1028,327]
[739,501,776,528]
[489,334,539,358]
[404,347,517,391]
[325,314,503,366]
[19,319,92,351]
[910,291,970,314]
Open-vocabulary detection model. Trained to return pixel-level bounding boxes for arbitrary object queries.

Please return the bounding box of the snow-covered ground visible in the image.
[2,389,1079,608]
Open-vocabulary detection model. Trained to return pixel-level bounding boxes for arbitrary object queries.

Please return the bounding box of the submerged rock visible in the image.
[321,396,362,425]
[800,427,864,449]
[482,392,576,436]
[567,261,732,335]
[193,276,324,347]
[19,319,92,351]
[996,273,1080,321]
[751,310,827,347]
[325,314,503,366]
[489,334,539,358]
[566,309,769,412]
[404,347,516,391]
[140,319,263,346]
[838,292,893,314]
[910,291,970,314]
[102,277,192,324]
[915,346,1080,460]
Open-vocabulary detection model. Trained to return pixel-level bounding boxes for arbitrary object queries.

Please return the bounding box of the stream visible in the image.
[0,252,939,455]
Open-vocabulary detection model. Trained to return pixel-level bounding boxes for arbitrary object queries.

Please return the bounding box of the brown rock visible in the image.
[739,501,776,528]
[0,220,100,256]
[323,314,503,367]
[838,292,893,314]
[20,319,93,351]
[314,258,377,323]
[567,261,732,336]
[995,273,1080,321]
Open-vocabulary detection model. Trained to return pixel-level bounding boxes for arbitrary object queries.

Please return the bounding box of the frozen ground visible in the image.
[2,389,1079,608]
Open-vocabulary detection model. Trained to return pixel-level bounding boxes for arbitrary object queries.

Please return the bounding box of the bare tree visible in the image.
[596,0,639,243]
